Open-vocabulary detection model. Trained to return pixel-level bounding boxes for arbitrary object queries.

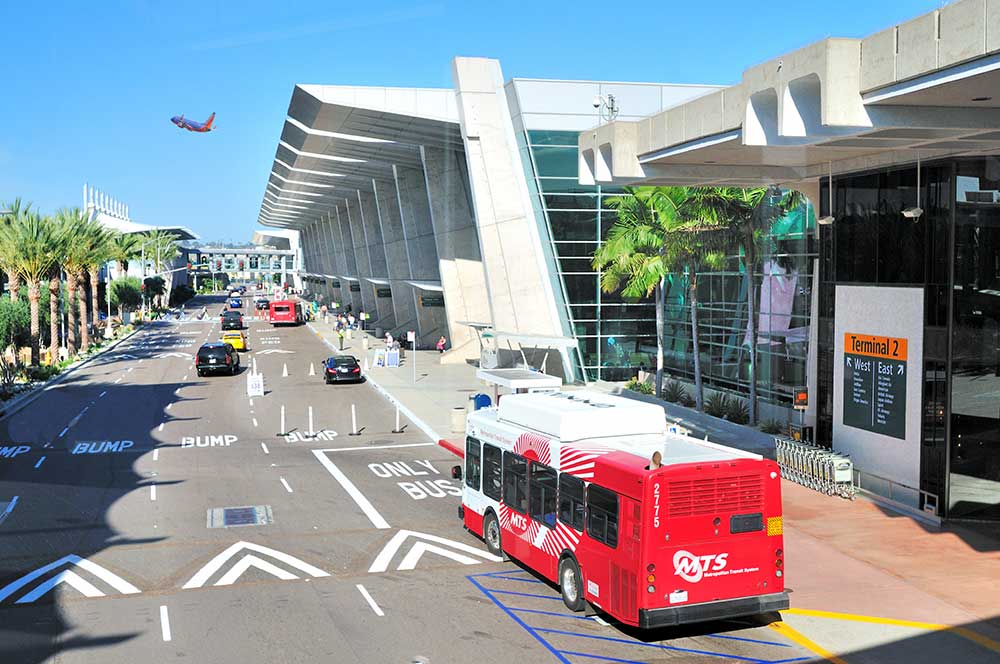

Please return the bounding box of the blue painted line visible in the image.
[532,628,775,663]
[482,569,534,577]
[489,589,564,601]
[768,657,812,663]
[467,574,571,664]
[510,607,594,621]
[706,632,793,648]
[485,575,545,584]
[557,650,645,664]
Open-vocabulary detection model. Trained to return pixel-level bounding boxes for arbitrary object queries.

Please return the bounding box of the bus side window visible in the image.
[502,452,528,514]
[558,474,585,532]
[528,462,557,528]
[482,444,502,501]
[586,484,619,548]
[465,437,482,491]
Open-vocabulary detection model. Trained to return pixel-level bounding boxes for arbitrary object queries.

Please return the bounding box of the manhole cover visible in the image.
[207,505,273,528]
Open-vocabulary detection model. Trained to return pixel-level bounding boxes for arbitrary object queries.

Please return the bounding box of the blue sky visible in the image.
[1,0,945,242]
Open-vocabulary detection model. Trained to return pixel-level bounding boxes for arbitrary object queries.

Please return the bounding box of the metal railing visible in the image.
[852,468,940,522]
[774,437,857,500]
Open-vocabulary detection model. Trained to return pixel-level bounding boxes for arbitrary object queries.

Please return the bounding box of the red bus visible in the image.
[457,390,787,628]
[269,300,304,326]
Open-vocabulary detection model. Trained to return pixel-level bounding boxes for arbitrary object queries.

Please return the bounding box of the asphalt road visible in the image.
[0,294,821,664]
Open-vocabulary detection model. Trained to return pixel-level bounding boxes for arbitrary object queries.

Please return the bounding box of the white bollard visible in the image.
[363,357,369,371]
[308,406,314,437]
[252,357,258,375]
[309,362,315,376]
[282,363,289,377]
[280,405,286,436]
[392,405,402,434]
[349,404,360,436]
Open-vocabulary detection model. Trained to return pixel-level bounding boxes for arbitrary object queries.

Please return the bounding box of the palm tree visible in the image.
[57,208,94,356]
[87,233,114,332]
[0,198,33,302]
[0,211,61,365]
[75,220,113,351]
[688,186,801,424]
[594,187,699,398]
[108,232,140,278]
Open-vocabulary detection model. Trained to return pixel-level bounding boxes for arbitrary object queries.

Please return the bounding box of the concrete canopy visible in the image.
[579,0,1000,189]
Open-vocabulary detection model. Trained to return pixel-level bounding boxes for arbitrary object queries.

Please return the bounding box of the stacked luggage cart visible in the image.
[774,438,857,500]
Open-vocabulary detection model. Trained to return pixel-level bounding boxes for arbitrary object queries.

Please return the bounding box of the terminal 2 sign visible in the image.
[842,333,907,440]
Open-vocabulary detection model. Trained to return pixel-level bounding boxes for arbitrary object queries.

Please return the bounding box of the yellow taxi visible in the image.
[220,330,248,351]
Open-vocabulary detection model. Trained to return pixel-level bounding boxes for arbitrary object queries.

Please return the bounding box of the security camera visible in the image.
[901,207,924,219]
[593,95,603,109]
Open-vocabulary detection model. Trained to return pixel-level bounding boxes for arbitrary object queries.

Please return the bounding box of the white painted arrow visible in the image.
[114,353,139,360]
[155,352,191,359]
[182,541,329,589]
[0,554,141,604]
[368,529,502,573]
[256,349,294,355]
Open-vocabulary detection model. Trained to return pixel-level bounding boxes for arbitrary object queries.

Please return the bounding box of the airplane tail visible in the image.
[204,112,216,130]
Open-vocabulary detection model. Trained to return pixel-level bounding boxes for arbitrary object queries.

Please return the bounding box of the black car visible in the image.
[323,355,362,383]
[221,310,243,330]
[255,298,270,310]
[196,342,241,376]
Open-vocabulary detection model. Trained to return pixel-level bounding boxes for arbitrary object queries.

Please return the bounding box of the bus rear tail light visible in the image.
[225,355,231,365]
[646,574,655,583]
[646,564,655,573]
[646,585,655,593]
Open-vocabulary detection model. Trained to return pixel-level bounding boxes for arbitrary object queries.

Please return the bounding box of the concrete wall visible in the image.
[373,178,418,334]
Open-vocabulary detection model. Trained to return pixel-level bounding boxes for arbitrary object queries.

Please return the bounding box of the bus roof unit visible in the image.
[497,391,666,442]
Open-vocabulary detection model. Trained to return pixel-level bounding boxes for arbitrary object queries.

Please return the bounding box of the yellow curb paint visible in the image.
[784,608,1000,656]
[768,621,849,664]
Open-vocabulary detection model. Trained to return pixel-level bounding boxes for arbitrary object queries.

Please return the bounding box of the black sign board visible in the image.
[376,288,392,298]
[842,333,907,440]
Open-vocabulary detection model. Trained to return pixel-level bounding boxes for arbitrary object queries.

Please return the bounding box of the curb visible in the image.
[0,325,142,421]
[307,322,445,444]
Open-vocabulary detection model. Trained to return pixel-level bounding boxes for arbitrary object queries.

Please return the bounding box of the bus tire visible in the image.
[559,557,586,612]
[482,511,506,560]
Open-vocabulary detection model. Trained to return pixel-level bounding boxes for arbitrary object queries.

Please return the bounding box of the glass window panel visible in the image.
[527,130,580,146]
[544,194,599,210]
[562,274,598,304]
[554,242,599,258]
[528,463,558,527]
[502,452,528,513]
[482,444,502,501]
[465,437,481,491]
[530,146,579,178]
[538,178,599,194]
[558,474,585,531]
[548,211,599,242]
[586,484,618,548]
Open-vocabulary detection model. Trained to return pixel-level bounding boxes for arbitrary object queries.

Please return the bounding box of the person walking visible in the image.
[436,335,447,354]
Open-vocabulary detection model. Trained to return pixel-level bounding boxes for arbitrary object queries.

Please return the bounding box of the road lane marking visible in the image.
[99,391,107,398]
[0,496,19,525]
[261,443,269,454]
[312,450,390,529]
[183,374,188,381]
[324,442,434,453]
[279,477,293,493]
[166,403,172,410]
[159,605,172,642]
[252,418,258,427]
[34,457,45,469]
[127,367,134,373]
[356,584,384,616]
[150,485,157,501]
[114,377,122,384]
[58,427,69,438]
[158,423,165,432]
[153,449,159,461]
[249,399,254,407]
[768,622,847,664]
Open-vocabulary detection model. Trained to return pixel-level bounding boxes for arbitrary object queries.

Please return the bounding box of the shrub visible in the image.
[760,418,785,434]
[625,377,653,395]
[110,277,142,313]
[662,380,689,404]
[724,398,749,424]
[704,392,730,418]
[24,364,60,382]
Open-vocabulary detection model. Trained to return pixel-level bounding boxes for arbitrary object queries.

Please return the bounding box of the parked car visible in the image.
[221,310,244,330]
[323,355,363,383]
[220,330,247,351]
[195,342,241,376]
[255,298,270,310]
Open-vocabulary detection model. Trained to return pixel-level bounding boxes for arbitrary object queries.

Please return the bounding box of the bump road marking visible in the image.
[356,584,384,617]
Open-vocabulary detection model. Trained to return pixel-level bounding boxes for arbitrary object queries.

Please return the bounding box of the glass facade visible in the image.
[661,203,816,407]
[819,157,1000,520]
[519,129,656,381]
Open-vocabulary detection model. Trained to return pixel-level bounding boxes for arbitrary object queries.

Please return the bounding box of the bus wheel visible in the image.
[559,558,585,612]
[483,512,503,558]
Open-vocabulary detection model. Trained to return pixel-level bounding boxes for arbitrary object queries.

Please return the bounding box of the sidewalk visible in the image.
[308,316,1000,646]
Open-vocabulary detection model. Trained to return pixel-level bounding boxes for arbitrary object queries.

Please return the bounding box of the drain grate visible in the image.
[207,505,273,528]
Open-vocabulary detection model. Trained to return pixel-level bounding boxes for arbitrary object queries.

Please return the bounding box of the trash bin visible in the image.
[450,407,466,433]
[375,327,384,339]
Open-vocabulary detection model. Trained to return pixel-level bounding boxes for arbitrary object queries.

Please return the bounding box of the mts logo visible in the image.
[673,550,728,583]
[509,512,528,531]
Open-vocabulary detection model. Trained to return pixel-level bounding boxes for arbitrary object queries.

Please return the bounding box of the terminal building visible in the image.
[579,0,1000,521]
[256,60,721,381]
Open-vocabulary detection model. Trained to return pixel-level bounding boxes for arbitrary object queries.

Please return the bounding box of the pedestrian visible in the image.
[348,313,356,329]
[385,331,393,346]
[648,450,662,470]
[436,335,447,353]
[320,304,328,324]
[337,327,345,351]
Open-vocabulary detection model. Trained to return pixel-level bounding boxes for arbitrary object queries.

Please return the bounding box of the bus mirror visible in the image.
[451,465,462,480]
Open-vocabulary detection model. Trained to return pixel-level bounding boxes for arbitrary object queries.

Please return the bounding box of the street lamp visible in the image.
[592,94,619,123]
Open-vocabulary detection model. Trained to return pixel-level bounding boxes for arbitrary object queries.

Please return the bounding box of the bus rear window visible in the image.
[586,484,619,548]
[273,305,290,313]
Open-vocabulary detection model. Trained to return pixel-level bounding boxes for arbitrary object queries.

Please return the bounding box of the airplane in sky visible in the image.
[171,112,215,133]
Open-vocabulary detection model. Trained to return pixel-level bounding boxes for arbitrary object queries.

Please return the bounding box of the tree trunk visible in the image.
[48,273,60,364]
[654,277,665,398]
[89,268,100,333]
[8,272,20,301]
[745,232,758,426]
[66,276,78,356]
[690,274,704,411]
[28,280,41,366]
[78,273,90,352]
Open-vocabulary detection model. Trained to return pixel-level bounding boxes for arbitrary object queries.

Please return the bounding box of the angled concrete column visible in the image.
[374,177,417,335]
[346,192,376,318]
[359,188,394,330]
[336,200,363,316]
[420,144,491,360]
